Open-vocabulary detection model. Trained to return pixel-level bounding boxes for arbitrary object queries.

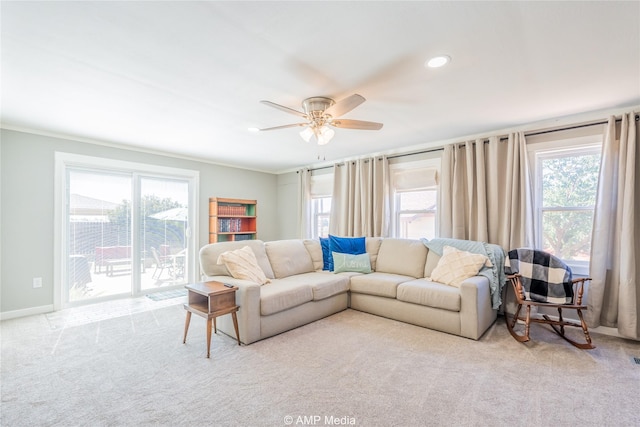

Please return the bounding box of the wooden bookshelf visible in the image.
[208,197,257,243]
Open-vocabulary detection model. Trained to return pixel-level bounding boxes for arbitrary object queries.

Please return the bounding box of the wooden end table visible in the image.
[183,281,240,357]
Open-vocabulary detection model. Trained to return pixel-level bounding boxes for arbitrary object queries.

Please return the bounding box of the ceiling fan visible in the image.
[257,94,383,145]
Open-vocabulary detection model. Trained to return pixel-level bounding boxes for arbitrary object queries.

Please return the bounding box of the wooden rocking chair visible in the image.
[505,249,595,349]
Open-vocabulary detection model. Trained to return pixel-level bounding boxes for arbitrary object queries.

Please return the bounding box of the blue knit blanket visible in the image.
[421,238,506,309]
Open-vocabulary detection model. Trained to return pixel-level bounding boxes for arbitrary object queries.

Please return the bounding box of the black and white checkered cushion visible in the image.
[506,249,574,304]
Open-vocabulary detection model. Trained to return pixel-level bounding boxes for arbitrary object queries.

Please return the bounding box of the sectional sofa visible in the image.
[199,238,500,345]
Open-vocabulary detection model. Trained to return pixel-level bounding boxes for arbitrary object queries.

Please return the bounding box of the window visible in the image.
[312,197,332,238]
[307,172,333,239]
[395,189,437,239]
[531,140,601,274]
[390,159,439,239]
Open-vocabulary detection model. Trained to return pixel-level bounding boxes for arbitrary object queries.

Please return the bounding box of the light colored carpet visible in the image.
[1,303,639,426]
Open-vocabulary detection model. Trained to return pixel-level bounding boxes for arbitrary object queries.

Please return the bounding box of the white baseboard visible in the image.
[0,305,54,320]
[532,312,626,339]
[590,325,625,339]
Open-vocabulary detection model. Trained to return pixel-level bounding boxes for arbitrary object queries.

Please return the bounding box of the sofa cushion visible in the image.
[430,246,491,287]
[424,250,441,278]
[200,240,275,279]
[265,240,315,279]
[334,271,365,279]
[332,252,372,274]
[303,239,324,271]
[397,279,461,312]
[216,246,270,285]
[274,272,350,301]
[260,281,313,316]
[349,272,412,298]
[365,237,383,270]
[375,239,428,278]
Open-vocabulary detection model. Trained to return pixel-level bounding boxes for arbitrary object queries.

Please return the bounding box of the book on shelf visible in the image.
[234,234,254,241]
[218,204,247,216]
[218,218,244,232]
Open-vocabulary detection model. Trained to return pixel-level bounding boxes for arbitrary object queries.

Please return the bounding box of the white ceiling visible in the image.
[2,1,639,173]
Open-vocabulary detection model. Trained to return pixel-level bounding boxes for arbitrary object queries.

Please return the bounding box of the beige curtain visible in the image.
[297,168,312,238]
[587,113,639,340]
[329,156,389,237]
[439,132,533,249]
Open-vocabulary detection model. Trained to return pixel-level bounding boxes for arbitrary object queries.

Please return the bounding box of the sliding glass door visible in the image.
[58,154,198,307]
[139,177,189,291]
[67,169,133,302]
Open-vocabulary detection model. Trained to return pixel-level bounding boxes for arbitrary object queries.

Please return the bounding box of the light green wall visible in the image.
[276,171,300,240]
[0,129,280,314]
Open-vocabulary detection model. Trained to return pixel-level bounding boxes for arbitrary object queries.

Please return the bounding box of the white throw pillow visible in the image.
[217,246,270,285]
[430,246,491,287]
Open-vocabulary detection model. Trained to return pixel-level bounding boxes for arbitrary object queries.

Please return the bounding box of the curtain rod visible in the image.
[300,114,639,173]
[504,113,639,141]
[299,147,444,173]
[387,147,445,159]
[496,120,608,142]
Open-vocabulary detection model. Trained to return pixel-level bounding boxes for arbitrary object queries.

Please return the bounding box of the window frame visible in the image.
[54,152,199,309]
[389,158,440,239]
[393,189,438,240]
[528,135,601,275]
[305,170,333,239]
[311,196,332,239]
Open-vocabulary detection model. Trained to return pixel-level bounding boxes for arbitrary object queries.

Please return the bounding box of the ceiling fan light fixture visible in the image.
[299,126,314,142]
[317,126,335,146]
[426,55,451,68]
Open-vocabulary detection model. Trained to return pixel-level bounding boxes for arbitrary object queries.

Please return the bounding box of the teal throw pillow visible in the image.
[332,252,372,274]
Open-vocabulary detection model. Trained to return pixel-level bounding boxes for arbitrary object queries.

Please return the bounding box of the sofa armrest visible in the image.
[202,275,262,344]
[459,275,496,340]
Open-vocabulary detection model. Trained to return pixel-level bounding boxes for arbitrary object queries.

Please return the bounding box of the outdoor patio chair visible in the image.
[151,246,174,280]
[505,248,595,349]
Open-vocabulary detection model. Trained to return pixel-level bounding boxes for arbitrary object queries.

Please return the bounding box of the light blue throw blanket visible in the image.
[421,238,506,309]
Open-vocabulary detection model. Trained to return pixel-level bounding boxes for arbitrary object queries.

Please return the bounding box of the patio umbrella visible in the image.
[148,207,187,222]
[148,207,188,249]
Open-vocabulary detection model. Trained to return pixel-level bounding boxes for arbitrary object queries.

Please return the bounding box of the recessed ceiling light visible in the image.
[426,55,451,68]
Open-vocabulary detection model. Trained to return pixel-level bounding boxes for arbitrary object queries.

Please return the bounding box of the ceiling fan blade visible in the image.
[260,100,307,118]
[331,119,383,130]
[259,123,308,131]
[324,94,366,118]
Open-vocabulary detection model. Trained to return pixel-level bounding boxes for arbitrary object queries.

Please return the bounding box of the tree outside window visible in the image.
[537,147,600,267]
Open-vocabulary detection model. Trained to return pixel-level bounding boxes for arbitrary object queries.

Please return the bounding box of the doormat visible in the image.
[146,289,187,302]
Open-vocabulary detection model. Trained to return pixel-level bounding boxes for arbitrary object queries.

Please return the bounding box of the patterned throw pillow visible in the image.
[332,252,372,274]
[217,246,270,285]
[430,246,491,287]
